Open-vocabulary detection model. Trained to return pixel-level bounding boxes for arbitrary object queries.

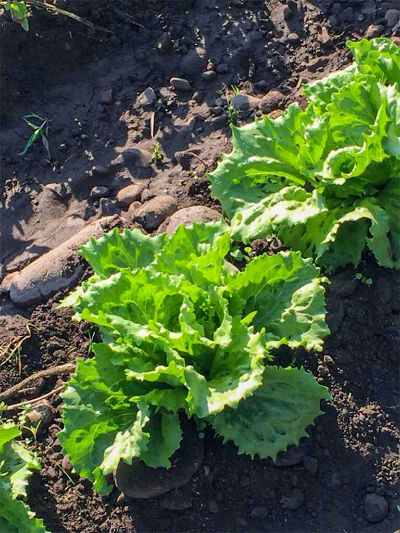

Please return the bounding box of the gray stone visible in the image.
[100,88,113,105]
[0,272,18,295]
[363,493,389,523]
[114,418,203,498]
[99,198,119,216]
[170,77,192,92]
[22,401,55,435]
[116,184,145,207]
[90,186,109,199]
[10,216,119,308]
[260,90,285,114]
[231,93,261,111]
[385,9,400,28]
[157,32,172,51]
[134,195,177,232]
[91,164,110,177]
[202,70,217,82]
[138,87,156,107]
[287,32,300,44]
[157,206,222,235]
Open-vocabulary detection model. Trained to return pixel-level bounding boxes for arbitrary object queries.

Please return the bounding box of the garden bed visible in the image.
[1,1,399,532]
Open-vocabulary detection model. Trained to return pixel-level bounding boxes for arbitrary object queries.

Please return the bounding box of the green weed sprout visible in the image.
[20,113,50,159]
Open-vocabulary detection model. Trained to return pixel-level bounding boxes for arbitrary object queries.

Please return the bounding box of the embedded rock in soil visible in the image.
[231,94,261,111]
[134,195,177,232]
[114,418,203,498]
[21,400,55,435]
[175,149,201,170]
[0,272,18,295]
[170,77,192,92]
[157,206,222,235]
[90,186,109,199]
[259,90,285,114]
[138,87,156,107]
[364,24,384,38]
[363,493,389,523]
[10,216,119,308]
[116,184,145,207]
[385,9,400,29]
[250,506,268,519]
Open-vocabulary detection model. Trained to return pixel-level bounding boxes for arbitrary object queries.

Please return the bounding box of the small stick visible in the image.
[3,385,65,412]
[0,363,76,401]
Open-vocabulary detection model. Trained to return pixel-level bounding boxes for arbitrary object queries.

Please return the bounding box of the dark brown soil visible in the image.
[1,1,399,532]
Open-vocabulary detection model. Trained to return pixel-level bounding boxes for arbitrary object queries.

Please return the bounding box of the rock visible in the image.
[202,71,217,82]
[99,198,119,216]
[141,189,156,203]
[10,216,119,308]
[274,445,306,467]
[157,32,171,51]
[363,494,389,523]
[231,93,261,111]
[259,90,285,114]
[170,77,192,92]
[160,491,193,510]
[91,164,110,177]
[90,186,109,199]
[338,7,353,24]
[157,206,222,235]
[116,184,145,207]
[180,47,207,78]
[308,57,329,72]
[364,24,384,39]
[61,455,73,472]
[134,195,177,232]
[0,272,18,295]
[250,506,268,519]
[114,418,203,498]
[287,32,300,44]
[303,456,319,475]
[22,401,55,435]
[100,88,113,105]
[280,489,304,510]
[138,87,156,107]
[385,9,400,28]
[175,150,200,170]
[320,27,332,46]
[45,182,71,199]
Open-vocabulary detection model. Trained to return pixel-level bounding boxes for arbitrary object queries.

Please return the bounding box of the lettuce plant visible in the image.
[59,222,329,494]
[210,38,400,271]
[0,421,49,532]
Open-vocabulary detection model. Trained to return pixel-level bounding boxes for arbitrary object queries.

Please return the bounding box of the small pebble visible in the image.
[170,77,192,91]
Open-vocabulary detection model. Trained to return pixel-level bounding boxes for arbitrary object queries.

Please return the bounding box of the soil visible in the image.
[1,1,399,532]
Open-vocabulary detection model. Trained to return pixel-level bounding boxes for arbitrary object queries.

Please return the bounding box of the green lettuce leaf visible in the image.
[208,365,330,460]
[210,37,400,271]
[61,223,329,492]
[0,421,49,532]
